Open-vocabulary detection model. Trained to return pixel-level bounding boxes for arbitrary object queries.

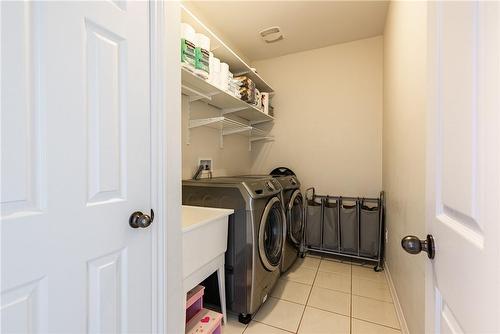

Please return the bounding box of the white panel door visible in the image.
[1,1,152,332]
[426,1,500,333]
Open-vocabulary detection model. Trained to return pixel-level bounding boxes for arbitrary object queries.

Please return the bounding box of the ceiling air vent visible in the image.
[259,26,284,44]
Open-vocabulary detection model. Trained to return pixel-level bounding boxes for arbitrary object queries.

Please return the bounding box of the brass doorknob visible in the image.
[401,234,435,259]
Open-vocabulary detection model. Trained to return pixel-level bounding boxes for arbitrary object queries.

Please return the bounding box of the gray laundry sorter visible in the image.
[322,200,339,251]
[360,203,381,257]
[302,188,385,271]
[305,198,322,248]
[340,203,358,255]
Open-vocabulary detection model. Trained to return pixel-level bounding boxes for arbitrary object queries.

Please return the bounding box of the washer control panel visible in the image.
[245,179,282,198]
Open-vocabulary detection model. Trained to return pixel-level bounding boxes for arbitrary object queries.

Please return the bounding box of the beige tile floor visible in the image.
[222,254,401,334]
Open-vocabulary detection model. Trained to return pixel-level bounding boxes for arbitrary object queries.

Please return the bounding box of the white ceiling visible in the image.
[185,1,389,62]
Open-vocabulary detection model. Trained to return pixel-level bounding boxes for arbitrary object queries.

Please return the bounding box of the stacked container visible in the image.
[235,76,256,105]
[181,22,271,110]
[261,93,270,114]
[185,285,223,334]
[218,63,229,90]
[194,33,210,80]
[208,52,220,87]
[181,23,197,71]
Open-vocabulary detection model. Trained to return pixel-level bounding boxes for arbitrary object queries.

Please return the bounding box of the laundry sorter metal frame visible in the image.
[300,188,385,271]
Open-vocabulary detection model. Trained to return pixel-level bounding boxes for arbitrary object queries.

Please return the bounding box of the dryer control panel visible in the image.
[273,175,301,191]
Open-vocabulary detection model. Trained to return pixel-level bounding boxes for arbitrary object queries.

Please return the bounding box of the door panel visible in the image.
[87,249,128,333]
[1,277,48,333]
[439,1,481,236]
[86,19,128,205]
[1,1,152,332]
[428,1,500,333]
[1,1,45,217]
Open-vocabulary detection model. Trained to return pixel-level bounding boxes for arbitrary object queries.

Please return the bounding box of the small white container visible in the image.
[181,23,196,42]
[209,53,221,85]
[195,33,210,50]
[219,62,229,90]
[261,92,270,114]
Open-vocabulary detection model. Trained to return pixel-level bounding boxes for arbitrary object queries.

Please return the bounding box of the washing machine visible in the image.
[238,170,305,273]
[182,177,286,324]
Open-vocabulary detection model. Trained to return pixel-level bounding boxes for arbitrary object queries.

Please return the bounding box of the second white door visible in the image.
[426,1,500,333]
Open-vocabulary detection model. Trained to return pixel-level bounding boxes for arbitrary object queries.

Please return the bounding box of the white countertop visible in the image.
[182,205,234,232]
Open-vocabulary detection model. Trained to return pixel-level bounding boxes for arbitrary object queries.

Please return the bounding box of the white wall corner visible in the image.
[385,262,410,334]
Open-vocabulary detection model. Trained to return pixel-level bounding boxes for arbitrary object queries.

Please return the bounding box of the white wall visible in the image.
[181,96,253,179]
[383,2,427,334]
[250,37,383,197]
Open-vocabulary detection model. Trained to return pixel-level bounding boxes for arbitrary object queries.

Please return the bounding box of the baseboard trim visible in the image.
[385,262,410,334]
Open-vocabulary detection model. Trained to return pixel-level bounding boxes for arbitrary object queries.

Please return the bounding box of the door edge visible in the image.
[150,1,183,334]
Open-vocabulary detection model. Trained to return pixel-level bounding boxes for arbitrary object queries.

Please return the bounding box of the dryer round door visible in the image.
[288,190,304,246]
[258,196,286,271]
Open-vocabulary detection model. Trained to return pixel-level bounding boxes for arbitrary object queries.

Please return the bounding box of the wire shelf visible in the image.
[182,68,274,123]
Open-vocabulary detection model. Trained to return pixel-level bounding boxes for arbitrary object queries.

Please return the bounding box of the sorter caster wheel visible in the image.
[239,313,251,324]
[374,265,383,272]
[299,252,306,258]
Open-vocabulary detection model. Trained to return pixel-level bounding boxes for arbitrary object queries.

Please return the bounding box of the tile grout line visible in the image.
[240,318,249,334]
[270,291,355,320]
[309,283,351,295]
[295,256,321,333]
[252,319,297,334]
[351,293,394,304]
[351,316,402,331]
[305,304,351,319]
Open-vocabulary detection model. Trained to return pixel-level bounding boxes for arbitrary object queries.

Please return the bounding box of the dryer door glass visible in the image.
[259,197,284,271]
[288,190,304,246]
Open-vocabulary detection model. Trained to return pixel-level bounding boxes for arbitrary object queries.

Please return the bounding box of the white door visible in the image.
[1,1,153,332]
[425,1,500,333]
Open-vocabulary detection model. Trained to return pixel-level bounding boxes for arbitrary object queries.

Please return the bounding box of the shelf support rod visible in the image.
[182,84,213,102]
[250,119,271,126]
[221,106,248,115]
[189,117,224,129]
[222,127,252,136]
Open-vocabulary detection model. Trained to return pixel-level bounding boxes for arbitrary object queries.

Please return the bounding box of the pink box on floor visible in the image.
[186,285,205,322]
[186,308,223,334]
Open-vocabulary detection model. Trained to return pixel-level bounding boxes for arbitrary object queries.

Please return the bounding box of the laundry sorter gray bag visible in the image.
[340,203,358,254]
[306,199,322,248]
[360,204,380,258]
[322,201,339,251]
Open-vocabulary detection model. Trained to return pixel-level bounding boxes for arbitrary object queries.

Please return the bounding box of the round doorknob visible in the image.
[401,234,435,259]
[129,210,154,229]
